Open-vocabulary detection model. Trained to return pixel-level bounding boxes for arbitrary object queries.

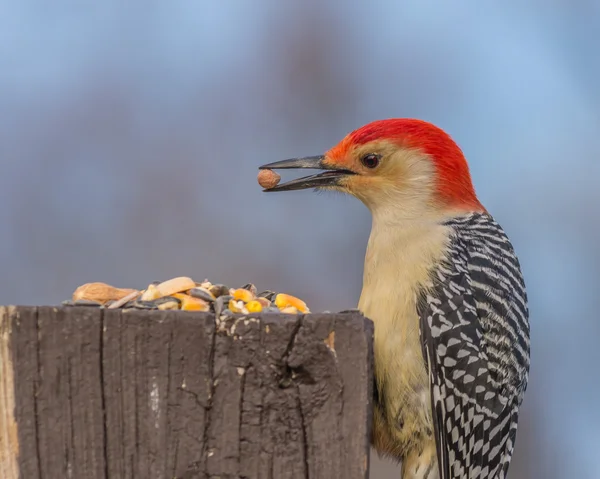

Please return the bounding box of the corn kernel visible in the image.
[181,296,210,311]
[246,300,263,313]
[233,288,255,303]
[274,293,309,313]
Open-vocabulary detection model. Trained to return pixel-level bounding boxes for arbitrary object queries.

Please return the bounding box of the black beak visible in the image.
[258,155,354,192]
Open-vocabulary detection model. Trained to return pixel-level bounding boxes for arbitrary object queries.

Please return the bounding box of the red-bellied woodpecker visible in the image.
[259,119,530,479]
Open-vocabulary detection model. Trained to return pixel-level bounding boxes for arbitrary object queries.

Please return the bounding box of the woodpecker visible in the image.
[259,119,530,479]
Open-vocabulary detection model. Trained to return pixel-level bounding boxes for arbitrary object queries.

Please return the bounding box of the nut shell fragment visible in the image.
[108,290,141,309]
[229,299,249,314]
[72,282,138,305]
[197,279,212,289]
[140,284,160,301]
[258,169,281,189]
[154,276,196,298]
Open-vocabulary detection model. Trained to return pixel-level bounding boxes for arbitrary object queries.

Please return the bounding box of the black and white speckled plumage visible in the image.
[417,212,530,479]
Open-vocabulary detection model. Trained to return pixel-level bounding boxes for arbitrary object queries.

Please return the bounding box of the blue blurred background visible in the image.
[1,1,599,477]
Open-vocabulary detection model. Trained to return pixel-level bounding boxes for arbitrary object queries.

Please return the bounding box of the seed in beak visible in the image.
[257,169,281,189]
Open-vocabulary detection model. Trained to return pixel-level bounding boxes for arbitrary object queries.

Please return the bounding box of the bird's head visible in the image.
[259,118,485,220]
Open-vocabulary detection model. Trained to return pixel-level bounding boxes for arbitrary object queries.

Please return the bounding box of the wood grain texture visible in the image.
[0,307,19,479]
[2,306,373,479]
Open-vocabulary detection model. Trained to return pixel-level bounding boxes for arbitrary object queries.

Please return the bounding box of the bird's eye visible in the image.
[361,154,381,169]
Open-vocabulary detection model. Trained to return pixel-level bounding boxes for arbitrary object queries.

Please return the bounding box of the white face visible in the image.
[323,140,440,221]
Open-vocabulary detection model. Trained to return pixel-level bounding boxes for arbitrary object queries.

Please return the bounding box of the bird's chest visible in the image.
[358,222,450,449]
[359,254,430,414]
[359,259,423,369]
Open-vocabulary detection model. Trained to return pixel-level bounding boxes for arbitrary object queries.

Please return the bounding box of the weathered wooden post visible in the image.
[0,306,373,479]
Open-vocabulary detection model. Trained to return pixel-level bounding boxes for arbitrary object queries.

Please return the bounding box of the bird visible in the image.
[258,118,530,479]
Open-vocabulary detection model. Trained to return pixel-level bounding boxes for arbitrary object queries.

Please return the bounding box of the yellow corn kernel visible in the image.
[246,300,263,313]
[274,293,309,313]
[232,288,255,303]
[181,296,210,312]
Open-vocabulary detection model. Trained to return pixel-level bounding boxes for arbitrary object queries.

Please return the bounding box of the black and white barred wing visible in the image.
[418,214,530,479]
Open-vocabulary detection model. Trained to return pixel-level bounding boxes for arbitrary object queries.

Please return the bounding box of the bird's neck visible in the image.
[365,215,448,274]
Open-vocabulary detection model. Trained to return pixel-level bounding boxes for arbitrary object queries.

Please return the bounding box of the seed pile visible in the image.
[62,276,310,316]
